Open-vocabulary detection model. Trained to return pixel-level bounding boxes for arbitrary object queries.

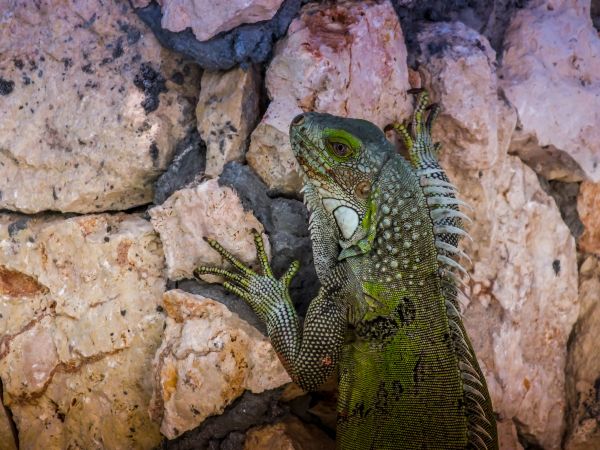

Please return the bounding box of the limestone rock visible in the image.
[0,0,198,213]
[247,0,412,194]
[0,213,166,449]
[149,290,290,439]
[565,255,600,450]
[416,22,500,169]
[197,67,261,178]
[577,181,600,255]
[500,1,600,182]
[141,0,285,42]
[148,179,270,281]
[244,416,334,450]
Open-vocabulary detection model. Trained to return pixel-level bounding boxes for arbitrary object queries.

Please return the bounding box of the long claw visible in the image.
[412,90,430,134]
[426,103,440,133]
[203,236,255,276]
[194,266,250,287]
[251,229,273,277]
[223,281,252,302]
[282,260,300,287]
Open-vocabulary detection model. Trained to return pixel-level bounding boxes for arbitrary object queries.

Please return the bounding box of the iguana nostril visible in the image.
[291,114,305,126]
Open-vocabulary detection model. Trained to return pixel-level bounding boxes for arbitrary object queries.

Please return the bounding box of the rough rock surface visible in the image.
[162,388,285,450]
[501,1,600,182]
[577,181,600,255]
[416,22,578,448]
[0,213,166,449]
[149,290,290,439]
[247,0,412,194]
[565,255,600,450]
[197,67,261,178]
[0,0,198,213]
[244,416,335,450]
[133,0,285,42]
[149,178,270,281]
[134,0,303,70]
[416,22,500,169]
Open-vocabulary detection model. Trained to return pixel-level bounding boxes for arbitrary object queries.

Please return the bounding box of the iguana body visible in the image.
[196,91,498,449]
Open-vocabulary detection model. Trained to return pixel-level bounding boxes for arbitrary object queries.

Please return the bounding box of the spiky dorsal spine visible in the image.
[397,91,497,450]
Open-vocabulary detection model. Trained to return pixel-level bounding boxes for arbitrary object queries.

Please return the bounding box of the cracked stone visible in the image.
[0,213,166,449]
[149,289,290,439]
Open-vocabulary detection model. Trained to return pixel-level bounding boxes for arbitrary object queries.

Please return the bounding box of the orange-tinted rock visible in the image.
[149,290,290,439]
[577,181,600,255]
[244,416,334,450]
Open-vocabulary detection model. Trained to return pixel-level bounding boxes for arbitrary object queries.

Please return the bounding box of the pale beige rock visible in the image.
[197,66,261,178]
[148,179,270,281]
[0,213,166,449]
[154,0,284,41]
[244,416,334,450]
[149,290,290,439]
[0,0,198,213]
[501,1,600,181]
[577,181,600,255]
[564,255,600,450]
[417,22,500,169]
[247,0,411,193]
[445,130,578,450]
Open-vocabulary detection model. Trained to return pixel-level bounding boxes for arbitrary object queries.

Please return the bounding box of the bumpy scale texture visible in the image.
[196,92,497,449]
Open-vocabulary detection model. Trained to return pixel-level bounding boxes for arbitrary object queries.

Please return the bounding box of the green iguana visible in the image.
[195,90,498,449]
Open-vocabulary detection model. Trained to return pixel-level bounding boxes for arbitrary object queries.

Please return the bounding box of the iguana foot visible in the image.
[385,89,441,168]
[194,230,300,322]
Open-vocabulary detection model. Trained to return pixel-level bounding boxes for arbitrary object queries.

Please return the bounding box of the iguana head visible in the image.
[289,112,394,249]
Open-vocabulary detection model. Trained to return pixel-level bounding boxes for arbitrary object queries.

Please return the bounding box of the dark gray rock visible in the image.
[175,279,266,334]
[161,388,287,450]
[219,162,319,317]
[392,0,528,65]
[133,0,304,71]
[537,178,584,239]
[153,129,206,205]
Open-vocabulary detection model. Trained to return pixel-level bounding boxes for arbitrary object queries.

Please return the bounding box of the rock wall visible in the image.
[0,0,598,449]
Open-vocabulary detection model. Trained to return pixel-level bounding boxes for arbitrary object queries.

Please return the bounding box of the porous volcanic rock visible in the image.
[0,0,198,213]
[149,290,290,439]
[247,0,412,194]
[0,213,166,449]
[197,67,261,178]
[148,179,270,281]
[501,1,600,182]
[133,0,285,42]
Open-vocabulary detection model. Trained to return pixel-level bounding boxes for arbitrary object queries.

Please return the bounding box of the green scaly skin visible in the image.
[195,90,498,449]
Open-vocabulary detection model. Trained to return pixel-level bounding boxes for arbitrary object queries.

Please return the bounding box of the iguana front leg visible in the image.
[195,231,352,391]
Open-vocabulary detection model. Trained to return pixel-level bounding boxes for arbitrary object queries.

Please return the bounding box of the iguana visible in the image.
[195,90,498,449]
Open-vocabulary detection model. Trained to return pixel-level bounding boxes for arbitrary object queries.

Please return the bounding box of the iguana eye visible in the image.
[327,139,352,158]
